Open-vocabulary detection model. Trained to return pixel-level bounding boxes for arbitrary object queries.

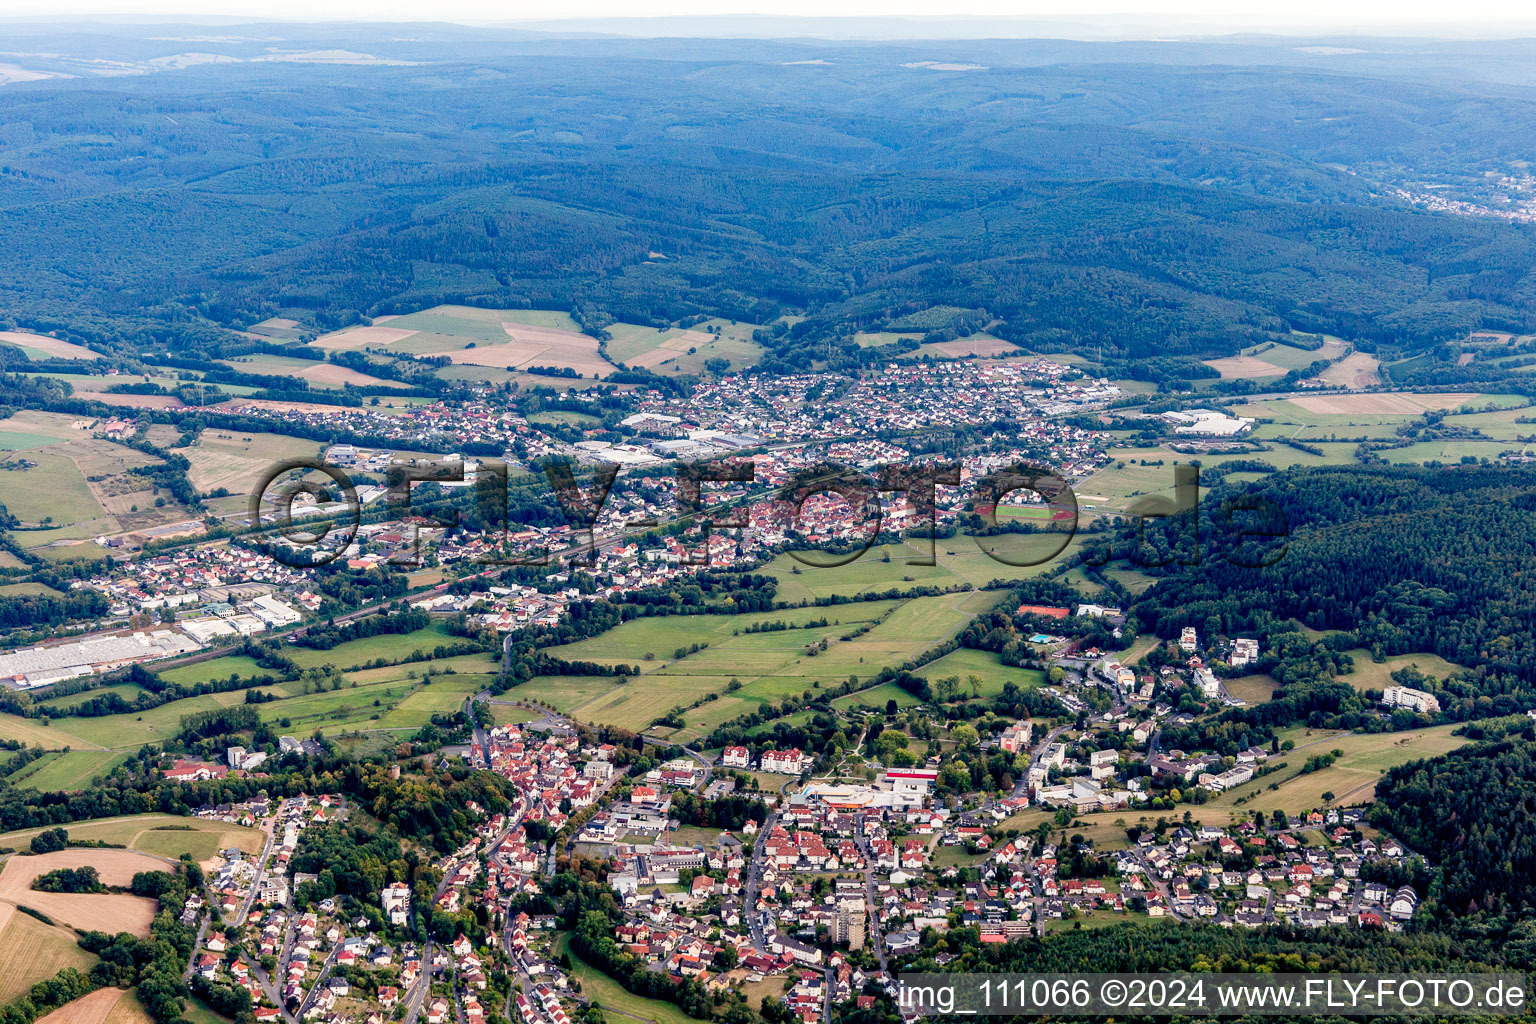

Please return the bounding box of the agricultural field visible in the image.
[0,451,109,532]
[0,850,165,936]
[0,903,98,1003]
[34,989,131,1024]
[0,330,99,360]
[1209,724,1469,812]
[156,655,274,687]
[1382,440,1523,464]
[217,353,407,390]
[1317,351,1382,387]
[286,621,460,670]
[314,305,614,378]
[528,409,602,428]
[1077,444,1364,515]
[488,703,540,727]
[1229,392,1517,432]
[186,429,325,498]
[1202,339,1344,379]
[1438,401,1536,441]
[545,603,897,671]
[527,594,984,739]
[0,813,265,862]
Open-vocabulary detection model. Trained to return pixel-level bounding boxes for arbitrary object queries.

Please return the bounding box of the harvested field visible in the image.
[0,330,99,360]
[624,330,713,368]
[36,989,129,1024]
[1317,352,1382,388]
[1289,392,1474,415]
[0,814,264,860]
[1203,356,1285,378]
[221,354,406,389]
[0,850,162,936]
[925,336,1019,358]
[1,848,171,887]
[0,903,97,1003]
[72,392,187,409]
[312,325,419,349]
[432,339,552,367]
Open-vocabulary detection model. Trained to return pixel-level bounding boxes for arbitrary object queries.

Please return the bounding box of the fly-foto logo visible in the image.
[247,456,1285,570]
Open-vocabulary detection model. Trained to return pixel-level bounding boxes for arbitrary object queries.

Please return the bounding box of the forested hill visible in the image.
[1130,464,1536,684]
[1375,734,1536,931]
[1,25,1535,361]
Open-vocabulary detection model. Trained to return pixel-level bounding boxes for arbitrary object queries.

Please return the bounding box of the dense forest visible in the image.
[1,27,1535,365]
[1128,464,1536,691]
[1374,735,1536,930]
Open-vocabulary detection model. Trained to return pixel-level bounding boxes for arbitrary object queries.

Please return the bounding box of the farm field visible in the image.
[0,850,165,936]
[1317,351,1381,387]
[218,353,407,390]
[0,711,99,750]
[528,409,601,428]
[0,903,98,1003]
[0,330,99,360]
[1228,393,1518,433]
[186,429,325,498]
[34,989,131,1024]
[605,321,764,375]
[156,655,274,687]
[0,814,265,861]
[1078,445,1361,514]
[1203,355,1286,379]
[314,305,615,378]
[1382,440,1522,464]
[0,451,109,530]
[531,594,978,737]
[1210,724,1468,812]
[488,703,540,727]
[545,603,897,671]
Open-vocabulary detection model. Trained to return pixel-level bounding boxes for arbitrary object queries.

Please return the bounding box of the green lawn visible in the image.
[1337,649,1468,692]
[287,622,460,670]
[35,682,149,711]
[915,648,1045,699]
[0,452,106,527]
[8,749,130,792]
[0,812,265,857]
[558,935,700,1024]
[156,655,276,687]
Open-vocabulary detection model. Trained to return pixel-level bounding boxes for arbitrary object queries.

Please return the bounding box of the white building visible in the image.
[1230,638,1259,667]
[1382,686,1441,714]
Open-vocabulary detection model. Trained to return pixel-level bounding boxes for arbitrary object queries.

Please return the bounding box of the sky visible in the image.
[3,0,1536,33]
